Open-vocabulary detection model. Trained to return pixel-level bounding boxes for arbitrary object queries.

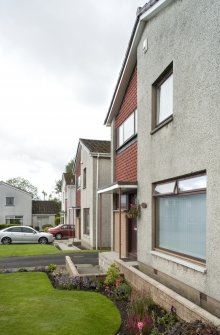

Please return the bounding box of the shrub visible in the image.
[130,292,155,319]
[34,226,40,231]
[104,263,122,287]
[48,264,57,273]
[115,282,132,300]
[152,306,179,334]
[43,224,53,232]
[53,275,81,290]
[18,268,28,272]
[55,216,60,226]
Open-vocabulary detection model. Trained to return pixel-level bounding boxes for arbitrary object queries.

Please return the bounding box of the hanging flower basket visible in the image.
[126,204,141,219]
[126,213,138,219]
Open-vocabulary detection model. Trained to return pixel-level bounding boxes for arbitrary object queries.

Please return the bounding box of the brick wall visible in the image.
[115,66,137,127]
[115,260,220,327]
[115,66,137,182]
[115,142,137,182]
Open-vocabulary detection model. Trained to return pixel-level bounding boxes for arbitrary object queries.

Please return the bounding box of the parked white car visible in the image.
[0,226,54,244]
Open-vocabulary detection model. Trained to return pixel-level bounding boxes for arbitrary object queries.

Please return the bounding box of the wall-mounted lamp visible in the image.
[141,202,147,209]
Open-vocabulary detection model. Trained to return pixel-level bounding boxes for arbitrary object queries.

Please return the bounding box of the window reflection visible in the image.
[178,175,207,192]
[154,182,175,195]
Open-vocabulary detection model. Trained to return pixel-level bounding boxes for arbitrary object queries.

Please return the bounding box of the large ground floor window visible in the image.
[154,174,206,261]
[5,216,23,225]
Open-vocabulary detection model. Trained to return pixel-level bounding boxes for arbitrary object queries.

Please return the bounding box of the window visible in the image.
[83,168,87,188]
[83,208,90,235]
[153,174,206,261]
[6,227,22,232]
[22,227,35,234]
[77,175,81,189]
[153,63,173,128]
[117,110,137,148]
[5,216,23,225]
[6,197,14,206]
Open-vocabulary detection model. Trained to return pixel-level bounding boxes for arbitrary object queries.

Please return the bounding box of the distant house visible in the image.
[32,201,57,230]
[0,181,32,225]
[74,138,111,249]
[61,172,75,226]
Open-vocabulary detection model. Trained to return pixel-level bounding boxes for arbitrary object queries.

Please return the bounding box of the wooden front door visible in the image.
[128,218,137,258]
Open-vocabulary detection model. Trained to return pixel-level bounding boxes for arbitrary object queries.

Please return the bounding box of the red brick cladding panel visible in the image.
[115,66,137,128]
[75,150,81,207]
[115,142,137,182]
[115,66,137,182]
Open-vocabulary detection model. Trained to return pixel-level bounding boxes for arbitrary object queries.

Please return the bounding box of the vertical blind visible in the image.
[157,193,206,259]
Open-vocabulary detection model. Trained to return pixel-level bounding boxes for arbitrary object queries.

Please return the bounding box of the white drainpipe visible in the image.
[95,154,100,250]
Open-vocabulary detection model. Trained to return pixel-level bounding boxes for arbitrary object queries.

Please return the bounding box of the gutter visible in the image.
[90,152,111,158]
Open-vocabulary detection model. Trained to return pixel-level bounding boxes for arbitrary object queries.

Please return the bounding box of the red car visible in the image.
[48,224,75,240]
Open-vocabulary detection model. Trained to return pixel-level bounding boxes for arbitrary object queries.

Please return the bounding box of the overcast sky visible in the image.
[0,0,143,198]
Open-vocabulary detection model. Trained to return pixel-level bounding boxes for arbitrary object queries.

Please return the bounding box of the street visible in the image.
[0,252,99,269]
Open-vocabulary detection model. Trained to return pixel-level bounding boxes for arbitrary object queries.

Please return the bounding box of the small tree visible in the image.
[6,177,39,199]
[65,159,75,173]
[54,180,62,194]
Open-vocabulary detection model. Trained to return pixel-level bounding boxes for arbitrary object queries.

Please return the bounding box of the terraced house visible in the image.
[99,0,220,321]
[74,139,111,250]
[61,172,75,226]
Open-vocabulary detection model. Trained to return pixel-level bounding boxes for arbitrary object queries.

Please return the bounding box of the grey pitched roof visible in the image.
[80,139,111,154]
[0,181,33,196]
[63,172,75,185]
[32,201,58,214]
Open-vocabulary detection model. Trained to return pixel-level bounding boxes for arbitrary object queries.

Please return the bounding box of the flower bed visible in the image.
[3,264,219,335]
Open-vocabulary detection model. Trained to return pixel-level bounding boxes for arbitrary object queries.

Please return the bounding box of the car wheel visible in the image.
[38,237,48,244]
[2,237,12,245]
[55,233,62,240]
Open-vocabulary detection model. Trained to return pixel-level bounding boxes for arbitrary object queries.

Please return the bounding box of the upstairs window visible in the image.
[152,63,173,128]
[6,197,14,206]
[83,168,87,189]
[77,175,81,189]
[117,110,137,148]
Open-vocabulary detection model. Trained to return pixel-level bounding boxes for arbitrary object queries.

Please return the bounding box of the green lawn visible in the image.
[0,244,98,258]
[0,244,62,257]
[0,272,121,335]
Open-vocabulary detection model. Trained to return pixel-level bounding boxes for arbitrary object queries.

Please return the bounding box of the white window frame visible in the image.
[5,215,23,225]
[157,73,173,124]
[117,110,137,148]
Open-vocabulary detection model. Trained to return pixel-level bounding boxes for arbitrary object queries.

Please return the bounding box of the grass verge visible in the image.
[0,272,121,335]
[0,244,99,258]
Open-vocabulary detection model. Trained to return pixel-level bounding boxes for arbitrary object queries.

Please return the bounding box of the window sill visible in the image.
[151,250,207,274]
[116,134,137,153]
[151,115,173,135]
